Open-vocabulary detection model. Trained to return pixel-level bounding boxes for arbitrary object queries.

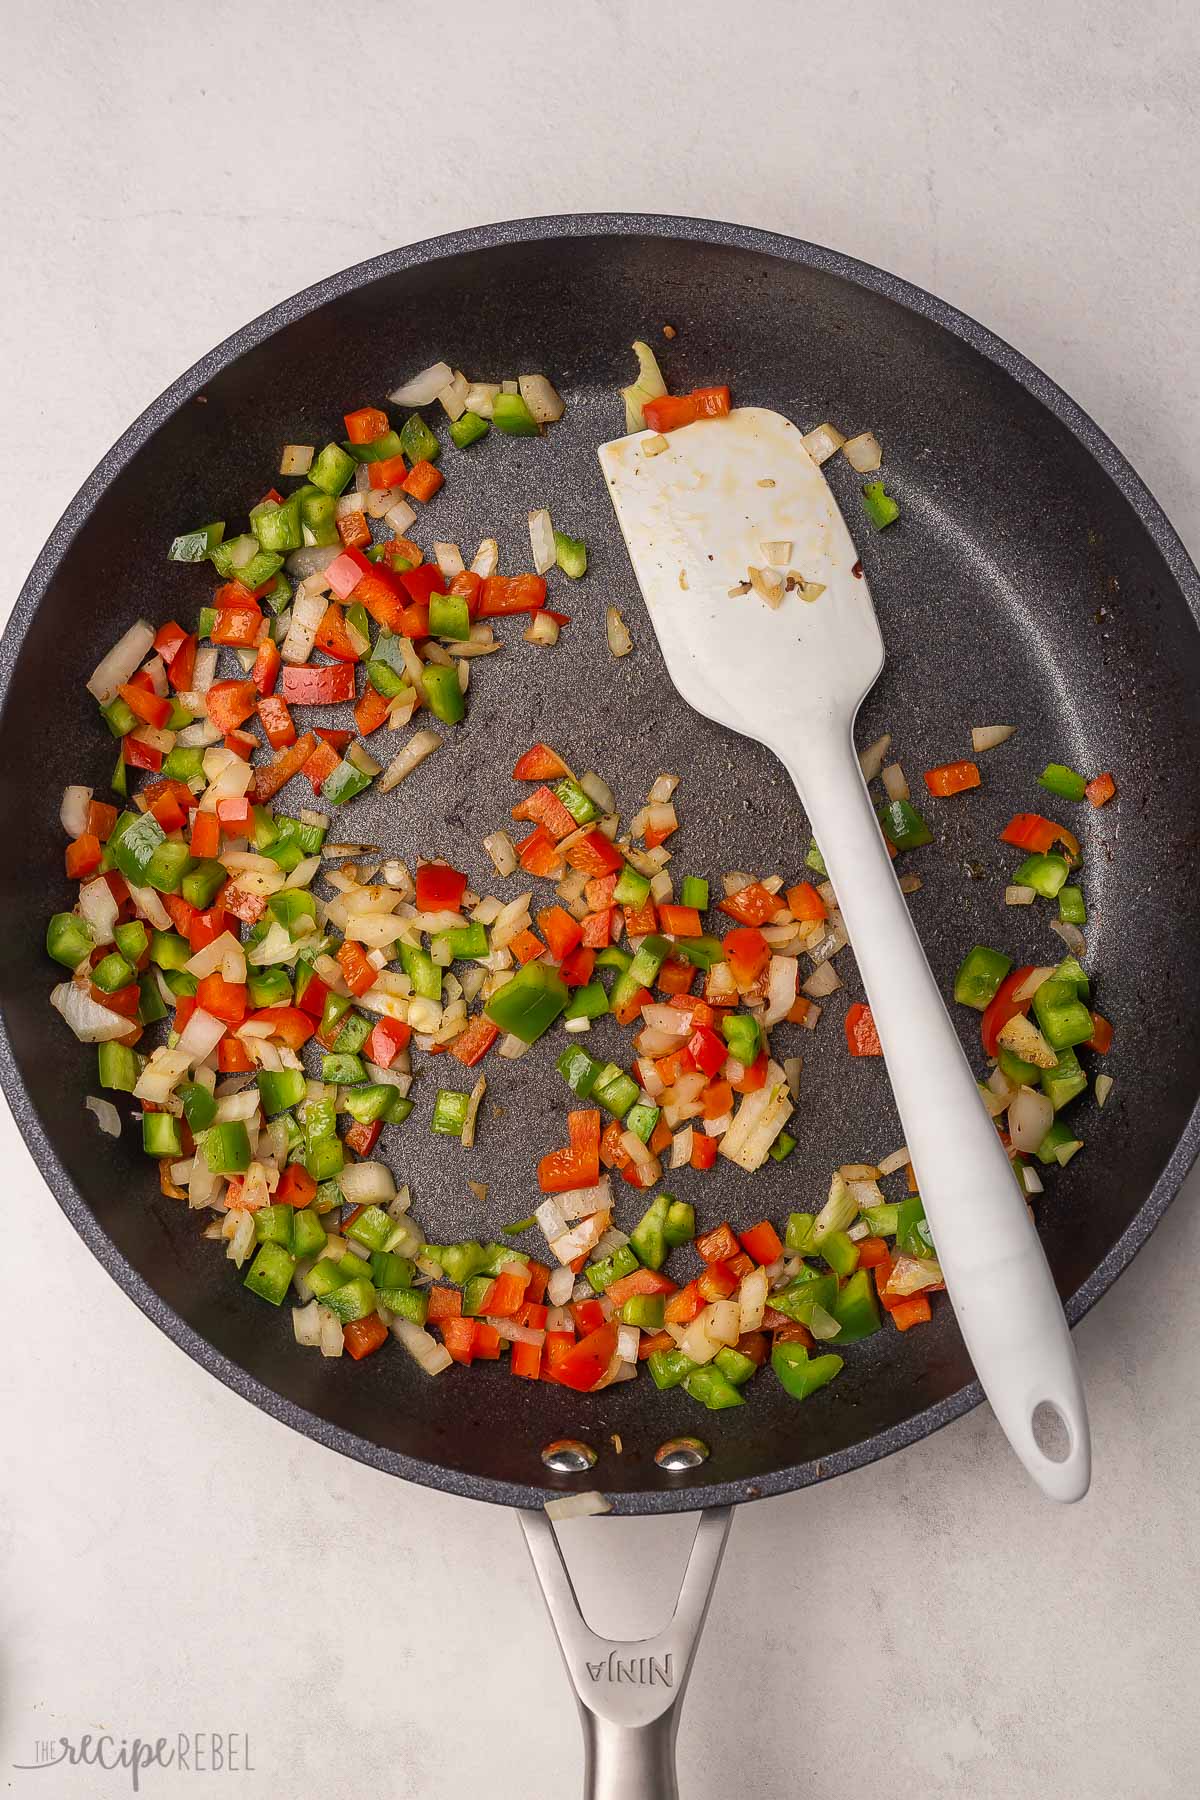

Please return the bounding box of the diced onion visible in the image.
[436,370,469,420]
[379,729,440,794]
[524,612,559,646]
[547,1265,575,1306]
[802,961,842,998]
[877,1146,911,1176]
[389,361,453,407]
[842,431,882,472]
[580,770,615,814]
[528,508,556,575]
[433,541,464,582]
[1095,1074,1113,1108]
[738,1265,768,1334]
[881,762,909,802]
[518,374,565,424]
[972,725,1016,753]
[1012,967,1056,1003]
[87,621,155,704]
[719,1069,794,1172]
[51,981,131,1043]
[606,609,633,657]
[339,1162,397,1206]
[464,385,500,421]
[1009,1086,1055,1153]
[802,422,845,465]
[764,955,798,1027]
[1005,885,1037,906]
[615,1322,640,1364]
[61,785,93,837]
[783,1056,803,1100]
[858,734,891,782]
[280,444,314,477]
[85,1094,121,1137]
[292,1300,322,1346]
[1049,918,1087,956]
[544,1491,612,1523]
[461,1073,486,1149]
[78,876,119,944]
[622,340,668,432]
[177,1006,228,1063]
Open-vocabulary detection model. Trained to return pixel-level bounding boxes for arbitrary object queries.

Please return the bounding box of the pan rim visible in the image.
[2,211,1198,1514]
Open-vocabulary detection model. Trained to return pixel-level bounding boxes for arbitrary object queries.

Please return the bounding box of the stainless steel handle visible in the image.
[519,1507,733,1800]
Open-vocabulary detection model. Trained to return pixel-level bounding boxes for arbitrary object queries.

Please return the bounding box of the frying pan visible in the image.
[3,215,1199,1795]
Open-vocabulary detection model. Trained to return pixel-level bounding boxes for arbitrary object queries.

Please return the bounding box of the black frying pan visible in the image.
[3,215,1199,1528]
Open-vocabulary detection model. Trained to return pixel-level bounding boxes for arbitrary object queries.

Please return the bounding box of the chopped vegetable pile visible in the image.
[43,348,1118,1419]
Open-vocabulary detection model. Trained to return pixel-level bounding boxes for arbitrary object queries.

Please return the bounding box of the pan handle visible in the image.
[519,1506,733,1800]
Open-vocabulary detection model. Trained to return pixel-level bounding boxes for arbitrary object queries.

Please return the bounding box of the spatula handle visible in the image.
[785,726,1090,1502]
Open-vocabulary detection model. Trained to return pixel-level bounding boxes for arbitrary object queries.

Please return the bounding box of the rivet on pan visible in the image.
[541,1439,597,1474]
[655,1437,710,1472]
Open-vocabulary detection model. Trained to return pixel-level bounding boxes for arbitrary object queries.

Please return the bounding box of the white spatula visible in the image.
[600,407,1090,1502]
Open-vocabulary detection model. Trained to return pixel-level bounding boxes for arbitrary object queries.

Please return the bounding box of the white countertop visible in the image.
[3,4,1198,1795]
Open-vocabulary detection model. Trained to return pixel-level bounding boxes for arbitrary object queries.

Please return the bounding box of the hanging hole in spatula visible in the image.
[1032,1400,1073,1463]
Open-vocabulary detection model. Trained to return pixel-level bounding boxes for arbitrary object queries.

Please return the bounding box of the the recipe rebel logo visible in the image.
[12,1731,254,1791]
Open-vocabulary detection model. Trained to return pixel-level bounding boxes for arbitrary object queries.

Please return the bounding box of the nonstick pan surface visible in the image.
[2,215,1198,1513]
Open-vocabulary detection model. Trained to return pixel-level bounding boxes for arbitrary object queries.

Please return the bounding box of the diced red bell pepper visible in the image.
[515,824,564,877]
[614,984,653,1027]
[644,819,675,850]
[538,1147,590,1194]
[83,800,117,842]
[154,619,189,665]
[301,739,341,794]
[426,1286,462,1323]
[1086,1011,1113,1054]
[161,892,197,935]
[337,938,377,998]
[687,1025,728,1079]
[205,679,258,733]
[1000,812,1081,861]
[220,885,265,926]
[980,965,1035,1057]
[186,906,229,952]
[218,1036,254,1074]
[564,831,624,878]
[118,682,172,730]
[731,1050,769,1093]
[250,637,281,697]
[279,663,355,706]
[605,1268,677,1305]
[510,1339,543,1380]
[697,1261,739,1302]
[559,944,595,987]
[164,632,197,692]
[541,1330,576,1383]
[622,900,658,939]
[196,972,247,1025]
[256,695,296,749]
[571,1297,606,1335]
[449,569,483,615]
[486,1271,530,1318]
[210,602,262,647]
[664,1281,705,1324]
[845,1002,883,1056]
[509,928,545,965]
[723,926,770,985]
[402,459,444,502]
[344,405,389,444]
[579,908,614,949]
[473,1321,503,1361]
[253,1005,317,1050]
[739,1220,783,1265]
[448,1014,499,1067]
[890,1293,932,1331]
[224,728,258,762]
[718,882,783,926]
[537,905,583,961]
[513,742,570,780]
[253,731,318,803]
[324,546,373,600]
[342,1118,383,1158]
[1086,772,1116,808]
[413,861,468,912]
[354,685,392,736]
[787,881,827,923]
[924,759,981,797]
[568,1109,601,1181]
[122,734,164,773]
[66,833,102,879]
[336,509,371,550]
[479,574,548,616]
[216,796,253,835]
[513,785,577,840]
[657,904,703,938]
[524,1261,550,1306]
[314,602,363,663]
[343,1314,389,1360]
[554,1322,618,1392]
[656,955,694,996]
[275,1165,318,1208]
[642,386,731,433]
[696,1223,740,1264]
[363,1017,411,1068]
[363,452,406,491]
[440,1316,479,1365]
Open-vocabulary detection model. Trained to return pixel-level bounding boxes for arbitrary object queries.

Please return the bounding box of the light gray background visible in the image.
[2,3,1198,1795]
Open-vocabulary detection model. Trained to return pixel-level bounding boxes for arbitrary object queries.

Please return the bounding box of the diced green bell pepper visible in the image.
[431,922,490,963]
[492,392,540,436]
[679,876,709,910]
[784,1212,817,1254]
[772,1341,844,1400]
[1040,1046,1088,1112]
[247,967,293,1008]
[722,1012,760,1065]
[831,1269,883,1342]
[820,1229,860,1278]
[1038,763,1088,803]
[586,1245,638,1294]
[319,1274,376,1322]
[953,944,1013,1010]
[169,521,225,562]
[629,1194,669,1270]
[1052,954,1091,1001]
[896,1196,935,1258]
[877,798,932,850]
[769,1269,838,1326]
[243,1242,297,1306]
[307,1257,351,1298]
[380,1285,428,1323]
[370,1250,415,1290]
[178,1080,217,1132]
[770,1129,797,1162]
[250,494,303,553]
[429,593,471,641]
[204,1120,251,1174]
[675,935,724,970]
[683,1365,745,1410]
[862,481,900,529]
[47,912,93,968]
[713,1346,758,1386]
[137,973,168,1023]
[998,1044,1042,1086]
[149,929,191,970]
[308,442,357,496]
[624,1101,660,1144]
[399,413,440,465]
[563,982,609,1022]
[1032,978,1094,1050]
[422,663,465,725]
[341,1085,412,1126]
[399,942,442,1001]
[1035,1117,1084,1166]
[297,488,339,545]
[485,962,568,1043]
[332,1010,372,1056]
[647,1348,694,1391]
[621,1294,665,1330]
[114,920,149,963]
[555,777,599,825]
[97,1041,140,1093]
[254,1203,293,1247]
[592,1062,639,1120]
[1013,853,1070,899]
[461,1274,495,1317]
[112,812,166,885]
[292,1208,328,1261]
[162,745,205,783]
[805,839,828,877]
[142,1112,182,1158]
[346,1205,394,1253]
[322,1053,366,1086]
[306,1137,345,1182]
[1058,886,1087,926]
[557,1046,602,1097]
[863,1202,900,1238]
[181,858,226,909]
[431,1090,470,1137]
[628,933,670,987]
[613,863,651,907]
[321,758,374,807]
[664,1199,695,1247]
[449,410,489,449]
[554,530,587,579]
